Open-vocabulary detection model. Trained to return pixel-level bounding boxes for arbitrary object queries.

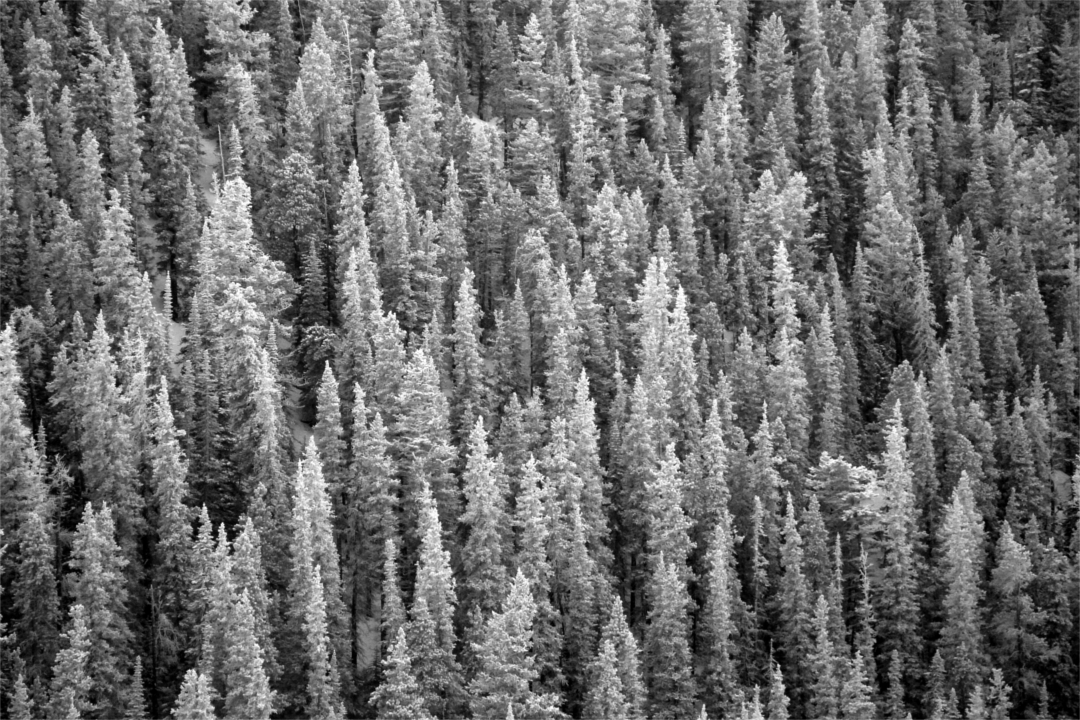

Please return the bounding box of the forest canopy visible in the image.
[0,0,1078,719]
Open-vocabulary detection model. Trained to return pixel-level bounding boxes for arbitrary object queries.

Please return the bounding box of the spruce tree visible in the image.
[873,403,922,677]
[395,347,459,534]
[776,493,810,710]
[643,554,695,719]
[840,650,879,720]
[452,269,488,446]
[173,670,215,720]
[469,570,560,719]
[806,594,841,719]
[938,471,988,699]
[701,511,743,716]
[148,378,193,704]
[48,604,94,719]
[461,417,509,620]
[69,502,133,717]
[372,627,432,719]
[224,590,275,719]
[989,522,1047,711]
[12,507,60,688]
[584,637,629,719]
[146,21,200,240]
[314,363,347,517]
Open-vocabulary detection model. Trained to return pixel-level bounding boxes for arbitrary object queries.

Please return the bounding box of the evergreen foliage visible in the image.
[1,4,1077,718]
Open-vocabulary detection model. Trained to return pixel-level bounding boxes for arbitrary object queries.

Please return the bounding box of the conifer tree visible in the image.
[873,403,922,676]
[48,604,94,719]
[223,590,275,719]
[643,554,695,719]
[768,658,791,720]
[776,493,810,708]
[469,570,560,719]
[461,417,509,620]
[452,269,488,445]
[701,510,743,715]
[231,518,278,685]
[372,627,432,719]
[69,502,133,717]
[989,522,1047,711]
[13,505,60,687]
[146,21,200,240]
[413,479,459,663]
[148,378,193,702]
[9,674,33,720]
[584,637,629,719]
[645,444,694,584]
[289,440,348,700]
[121,656,148,720]
[938,471,988,699]
[314,363,347,514]
[299,565,344,719]
[807,594,841,719]
[841,650,879,720]
[173,669,214,720]
[393,347,458,542]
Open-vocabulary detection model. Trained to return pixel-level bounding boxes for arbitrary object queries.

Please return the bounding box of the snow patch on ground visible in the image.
[197,134,222,208]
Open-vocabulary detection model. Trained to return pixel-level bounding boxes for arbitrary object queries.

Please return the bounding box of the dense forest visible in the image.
[0,0,1078,718]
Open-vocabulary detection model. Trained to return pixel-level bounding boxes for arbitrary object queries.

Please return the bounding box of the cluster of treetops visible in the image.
[0,0,1078,718]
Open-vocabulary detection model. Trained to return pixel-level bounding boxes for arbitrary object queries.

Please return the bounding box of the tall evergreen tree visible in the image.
[468,570,560,719]
[69,502,133,717]
[48,604,94,719]
[643,554,695,719]
[461,417,509,621]
[938,471,988,699]
[372,627,432,719]
[173,670,214,720]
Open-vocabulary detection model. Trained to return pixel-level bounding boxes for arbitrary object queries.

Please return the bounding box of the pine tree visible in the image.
[376,0,420,121]
[413,479,459,664]
[372,627,432,719]
[12,506,60,688]
[289,440,348,704]
[194,174,296,327]
[300,565,344,719]
[121,656,148,719]
[48,604,94,719]
[644,553,695,719]
[989,522,1047,711]
[146,21,200,240]
[461,417,509,620]
[173,670,215,720]
[399,61,443,212]
[148,378,193,702]
[231,518,278,686]
[69,502,133,717]
[468,570,560,719]
[776,493,810,709]
[224,590,275,719]
[840,650,879,720]
[938,471,988,699]
[452,269,488,445]
[314,363,347,517]
[394,346,458,538]
[806,594,841,719]
[873,403,922,676]
[9,674,33,720]
[768,658,791,720]
[584,637,629,719]
[701,511,743,715]
[645,444,694,584]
